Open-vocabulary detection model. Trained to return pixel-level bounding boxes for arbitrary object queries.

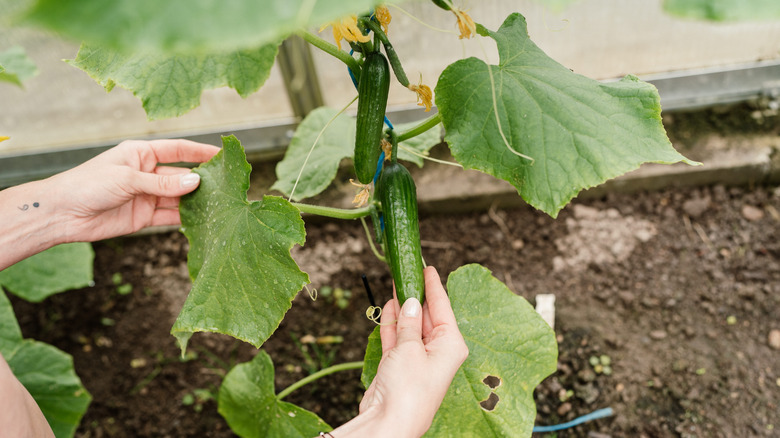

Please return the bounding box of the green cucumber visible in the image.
[354,51,390,184]
[377,161,424,305]
[431,0,451,11]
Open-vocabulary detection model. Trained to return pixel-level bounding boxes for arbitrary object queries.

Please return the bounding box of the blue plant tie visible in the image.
[532,407,614,433]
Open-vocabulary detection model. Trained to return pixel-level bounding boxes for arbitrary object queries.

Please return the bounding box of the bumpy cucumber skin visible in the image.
[378,161,424,305]
[354,52,390,184]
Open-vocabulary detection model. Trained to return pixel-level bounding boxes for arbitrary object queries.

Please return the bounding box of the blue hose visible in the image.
[532,407,614,433]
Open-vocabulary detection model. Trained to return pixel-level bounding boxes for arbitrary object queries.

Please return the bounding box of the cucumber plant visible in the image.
[17,0,770,436]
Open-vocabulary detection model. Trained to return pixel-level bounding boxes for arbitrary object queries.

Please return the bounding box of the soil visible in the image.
[8,105,780,438]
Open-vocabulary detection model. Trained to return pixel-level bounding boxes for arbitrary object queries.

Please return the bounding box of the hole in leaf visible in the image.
[479,392,500,411]
[483,375,501,389]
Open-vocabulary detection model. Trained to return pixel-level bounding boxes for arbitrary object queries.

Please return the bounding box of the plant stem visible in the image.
[396,113,442,143]
[277,361,365,401]
[299,31,361,74]
[362,18,409,87]
[292,203,371,220]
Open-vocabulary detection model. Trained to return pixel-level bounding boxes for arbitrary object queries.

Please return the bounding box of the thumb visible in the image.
[133,171,201,197]
[395,297,423,345]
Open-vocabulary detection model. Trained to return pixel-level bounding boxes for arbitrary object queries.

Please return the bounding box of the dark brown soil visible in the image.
[8,104,780,437]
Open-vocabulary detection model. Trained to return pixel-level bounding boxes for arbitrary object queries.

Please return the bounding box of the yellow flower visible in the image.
[381,138,393,160]
[350,179,371,207]
[320,15,371,51]
[452,7,476,39]
[0,136,9,143]
[408,77,433,112]
[374,5,391,34]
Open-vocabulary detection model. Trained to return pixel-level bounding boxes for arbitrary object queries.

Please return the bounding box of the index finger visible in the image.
[422,266,458,328]
[148,139,221,164]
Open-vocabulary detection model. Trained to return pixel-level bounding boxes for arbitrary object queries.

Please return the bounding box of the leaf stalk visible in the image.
[276,361,365,401]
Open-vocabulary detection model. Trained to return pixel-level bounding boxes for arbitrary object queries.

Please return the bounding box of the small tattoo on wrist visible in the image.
[18,202,40,211]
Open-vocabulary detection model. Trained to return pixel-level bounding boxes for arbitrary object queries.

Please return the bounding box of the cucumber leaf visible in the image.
[24,0,397,54]
[0,290,91,437]
[663,0,780,21]
[173,135,309,352]
[362,264,557,437]
[0,242,94,303]
[435,13,699,218]
[0,46,38,87]
[271,109,440,201]
[67,42,279,120]
[218,350,332,438]
[271,107,356,202]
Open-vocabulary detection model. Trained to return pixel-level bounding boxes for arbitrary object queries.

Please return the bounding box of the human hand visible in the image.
[333,266,468,438]
[49,139,219,243]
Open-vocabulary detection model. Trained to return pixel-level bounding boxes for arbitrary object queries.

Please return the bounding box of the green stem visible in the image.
[362,18,409,87]
[277,361,365,401]
[396,113,442,143]
[299,31,361,75]
[292,203,371,220]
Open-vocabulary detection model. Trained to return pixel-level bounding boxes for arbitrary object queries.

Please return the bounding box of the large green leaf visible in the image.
[218,351,332,437]
[362,264,558,437]
[663,0,780,21]
[67,42,279,120]
[0,290,91,438]
[271,107,356,201]
[435,13,698,218]
[271,109,441,200]
[24,0,396,54]
[0,243,94,303]
[0,45,38,87]
[0,288,23,355]
[174,135,309,352]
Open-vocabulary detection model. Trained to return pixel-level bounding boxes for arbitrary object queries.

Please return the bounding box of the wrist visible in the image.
[329,405,422,438]
[0,178,68,269]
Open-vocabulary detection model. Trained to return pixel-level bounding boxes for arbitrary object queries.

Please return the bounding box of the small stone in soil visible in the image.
[650,330,668,340]
[741,205,764,221]
[768,329,780,350]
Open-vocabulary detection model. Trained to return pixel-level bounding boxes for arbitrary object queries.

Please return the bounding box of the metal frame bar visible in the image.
[2,60,779,188]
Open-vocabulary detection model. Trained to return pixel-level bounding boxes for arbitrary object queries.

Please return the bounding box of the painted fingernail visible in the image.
[402,297,421,318]
[180,173,200,188]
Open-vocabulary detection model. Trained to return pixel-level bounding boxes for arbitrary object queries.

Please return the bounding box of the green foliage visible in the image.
[24,0,397,54]
[663,0,780,21]
[0,290,91,437]
[435,13,698,218]
[218,351,331,438]
[362,264,558,437]
[271,107,356,201]
[174,135,310,352]
[271,109,440,201]
[0,46,38,87]
[0,242,93,302]
[67,42,280,120]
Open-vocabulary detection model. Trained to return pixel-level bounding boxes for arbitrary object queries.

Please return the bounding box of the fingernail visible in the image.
[180,173,200,188]
[402,297,421,318]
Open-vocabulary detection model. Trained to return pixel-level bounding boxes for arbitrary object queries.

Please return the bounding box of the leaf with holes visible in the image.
[271,108,441,201]
[218,350,331,437]
[0,290,91,437]
[435,13,698,218]
[67,41,279,120]
[0,242,94,302]
[173,135,309,353]
[362,264,557,437]
[663,0,780,21]
[25,0,401,54]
